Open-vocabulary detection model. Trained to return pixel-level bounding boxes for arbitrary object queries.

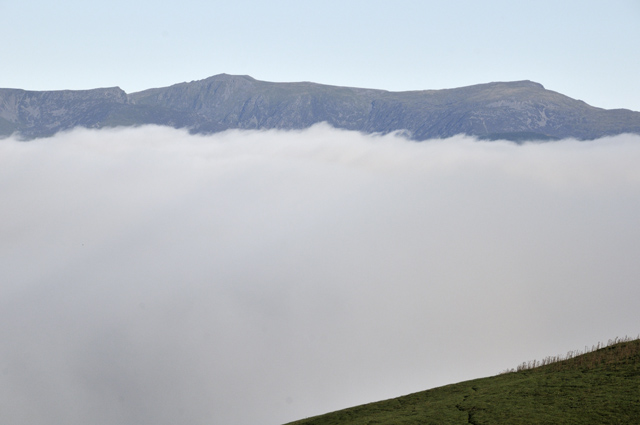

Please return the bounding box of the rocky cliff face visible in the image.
[2,74,639,141]
[0,87,128,138]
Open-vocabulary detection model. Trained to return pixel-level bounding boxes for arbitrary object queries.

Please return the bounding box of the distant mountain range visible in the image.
[2,74,640,141]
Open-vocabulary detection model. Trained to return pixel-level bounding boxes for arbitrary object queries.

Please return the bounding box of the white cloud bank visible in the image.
[1,125,640,425]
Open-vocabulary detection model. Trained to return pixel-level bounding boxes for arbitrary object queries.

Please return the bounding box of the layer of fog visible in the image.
[1,125,639,425]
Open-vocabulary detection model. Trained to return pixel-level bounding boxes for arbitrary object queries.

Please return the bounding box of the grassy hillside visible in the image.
[286,337,640,425]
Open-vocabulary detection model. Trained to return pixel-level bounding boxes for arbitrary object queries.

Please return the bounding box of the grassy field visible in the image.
[286,337,640,425]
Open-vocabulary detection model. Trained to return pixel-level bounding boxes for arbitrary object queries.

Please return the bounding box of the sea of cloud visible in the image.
[1,124,639,425]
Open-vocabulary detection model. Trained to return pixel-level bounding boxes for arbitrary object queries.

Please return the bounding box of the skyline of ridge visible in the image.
[3,74,639,141]
[2,1,639,111]
[6,74,640,114]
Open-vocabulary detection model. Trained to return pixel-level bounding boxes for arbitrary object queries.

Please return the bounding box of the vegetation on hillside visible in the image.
[286,336,640,425]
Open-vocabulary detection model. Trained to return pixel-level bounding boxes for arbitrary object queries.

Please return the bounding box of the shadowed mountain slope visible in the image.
[2,74,640,140]
[285,337,640,425]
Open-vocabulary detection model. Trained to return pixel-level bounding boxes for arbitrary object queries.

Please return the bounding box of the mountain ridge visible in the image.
[2,74,640,141]
[285,337,640,425]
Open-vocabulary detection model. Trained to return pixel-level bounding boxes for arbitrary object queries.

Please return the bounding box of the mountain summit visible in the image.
[2,74,639,141]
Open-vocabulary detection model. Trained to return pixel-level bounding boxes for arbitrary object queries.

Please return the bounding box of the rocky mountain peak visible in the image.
[2,75,639,141]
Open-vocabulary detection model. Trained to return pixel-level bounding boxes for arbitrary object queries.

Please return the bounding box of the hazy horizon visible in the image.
[1,125,639,425]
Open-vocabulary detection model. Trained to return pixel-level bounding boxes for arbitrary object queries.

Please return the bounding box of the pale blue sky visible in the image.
[2,0,639,110]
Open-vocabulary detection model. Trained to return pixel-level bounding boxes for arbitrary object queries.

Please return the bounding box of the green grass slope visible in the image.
[286,337,640,425]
